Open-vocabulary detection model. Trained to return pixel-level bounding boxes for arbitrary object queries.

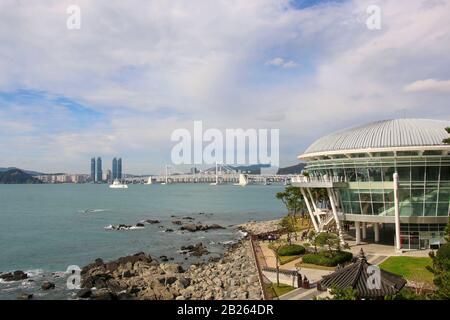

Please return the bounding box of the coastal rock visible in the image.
[17,293,33,300]
[77,288,92,299]
[79,239,262,300]
[144,219,160,224]
[172,220,182,225]
[41,281,55,290]
[0,270,28,281]
[180,243,209,257]
[179,223,225,232]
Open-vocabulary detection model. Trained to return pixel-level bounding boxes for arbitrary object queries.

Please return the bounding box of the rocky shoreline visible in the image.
[78,239,262,300]
[1,218,279,300]
[237,219,281,235]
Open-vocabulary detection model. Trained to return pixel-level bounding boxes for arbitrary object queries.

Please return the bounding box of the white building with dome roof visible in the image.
[293,119,450,251]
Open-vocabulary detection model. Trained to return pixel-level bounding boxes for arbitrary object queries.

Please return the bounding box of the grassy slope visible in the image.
[379,256,434,286]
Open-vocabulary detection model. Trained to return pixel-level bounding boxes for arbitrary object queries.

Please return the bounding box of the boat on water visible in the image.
[109,179,128,189]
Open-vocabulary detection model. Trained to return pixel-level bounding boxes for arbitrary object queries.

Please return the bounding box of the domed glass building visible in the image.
[293,119,450,251]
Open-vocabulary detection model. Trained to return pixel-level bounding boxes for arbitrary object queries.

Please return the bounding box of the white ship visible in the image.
[109,179,128,189]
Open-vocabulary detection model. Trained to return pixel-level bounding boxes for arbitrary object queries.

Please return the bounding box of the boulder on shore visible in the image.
[179,223,225,232]
[0,270,28,281]
[41,281,55,290]
[180,243,209,257]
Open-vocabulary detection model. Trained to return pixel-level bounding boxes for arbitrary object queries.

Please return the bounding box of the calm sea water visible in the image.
[0,183,284,299]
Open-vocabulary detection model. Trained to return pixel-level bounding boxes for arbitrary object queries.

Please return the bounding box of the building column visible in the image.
[362,222,367,240]
[393,172,401,251]
[374,223,380,243]
[307,188,318,212]
[327,187,345,244]
[301,188,320,233]
[355,221,361,245]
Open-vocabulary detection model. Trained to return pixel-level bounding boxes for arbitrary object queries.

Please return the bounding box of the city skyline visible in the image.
[1,0,450,174]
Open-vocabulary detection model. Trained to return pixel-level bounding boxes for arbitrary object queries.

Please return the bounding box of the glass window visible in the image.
[385,191,395,202]
[424,203,437,217]
[382,166,395,182]
[345,168,357,182]
[384,202,395,216]
[351,202,361,214]
[371,191,384,202]
[359,190,371,202]
[342,202,352,214]
[411,166,425,182]
[438,189,449,202]
[372,202,385,215]
[424,188,438,202]
[411,200,424,216]
[400,203,412,216]
[411,188,425,199]
[426,166,440,182]
[368,167,383,181]
[397,166,410,182]
[437,202,449,216]
[356,167,369,182]
[441,165,450,181]
[349,190,360,202]
[361,202,373,215]
[339,189,350,202]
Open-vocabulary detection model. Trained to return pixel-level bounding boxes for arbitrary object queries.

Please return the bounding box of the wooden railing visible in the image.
[249,235,273,300]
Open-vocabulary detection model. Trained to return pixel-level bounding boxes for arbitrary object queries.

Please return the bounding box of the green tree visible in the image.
[443,127,450,144]
[270,240,285,287]
[276,186,305,217]
[279,215,297,244]
[428,219,450,299]
[313,232,341,255]
[328,286,359,300]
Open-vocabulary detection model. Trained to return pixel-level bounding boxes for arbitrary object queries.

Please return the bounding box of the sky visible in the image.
[0,0,449,174]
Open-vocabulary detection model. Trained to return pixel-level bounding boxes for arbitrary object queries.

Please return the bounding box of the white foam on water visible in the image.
[129,226,145,230]
[25,269,44,278]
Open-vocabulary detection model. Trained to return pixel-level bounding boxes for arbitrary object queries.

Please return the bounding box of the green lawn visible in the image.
[379,256,434,286]
[266,283,295,297]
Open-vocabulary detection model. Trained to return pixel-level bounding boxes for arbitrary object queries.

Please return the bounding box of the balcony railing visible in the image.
[291,175,347,183]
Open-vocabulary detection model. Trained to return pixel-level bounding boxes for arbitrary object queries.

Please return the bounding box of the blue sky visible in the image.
[0,0,449,174]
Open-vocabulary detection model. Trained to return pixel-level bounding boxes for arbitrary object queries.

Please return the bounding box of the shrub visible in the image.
[302,251,353,267]
[278,244,305,256]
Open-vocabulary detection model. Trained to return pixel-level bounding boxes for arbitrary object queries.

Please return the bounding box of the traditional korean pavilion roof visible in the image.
[319,249,407,298]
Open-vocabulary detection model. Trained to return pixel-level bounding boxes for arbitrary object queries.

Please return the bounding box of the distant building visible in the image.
[90,158,96,182]
[103,169,112,182]
[112,157,118,180]
[118,158,122,179]
[96,157,103,182]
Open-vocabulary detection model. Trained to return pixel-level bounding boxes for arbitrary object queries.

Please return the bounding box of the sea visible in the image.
[0,183,285,299]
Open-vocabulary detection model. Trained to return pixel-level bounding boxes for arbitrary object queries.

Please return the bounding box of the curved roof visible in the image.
[319,249,406,298]
[300,118,450,158]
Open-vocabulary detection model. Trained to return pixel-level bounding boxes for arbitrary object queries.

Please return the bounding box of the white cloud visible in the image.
[0,0,450,173]
[404,79,450,93]
[265,57,299,68]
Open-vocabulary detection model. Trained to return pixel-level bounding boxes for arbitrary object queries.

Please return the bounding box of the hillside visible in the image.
[0,167,43,176]
[276,163,306,175]
[0,169,43,184]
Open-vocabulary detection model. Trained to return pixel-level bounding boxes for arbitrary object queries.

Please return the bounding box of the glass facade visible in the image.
[305,154,450,218]
[400,224,447,250]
